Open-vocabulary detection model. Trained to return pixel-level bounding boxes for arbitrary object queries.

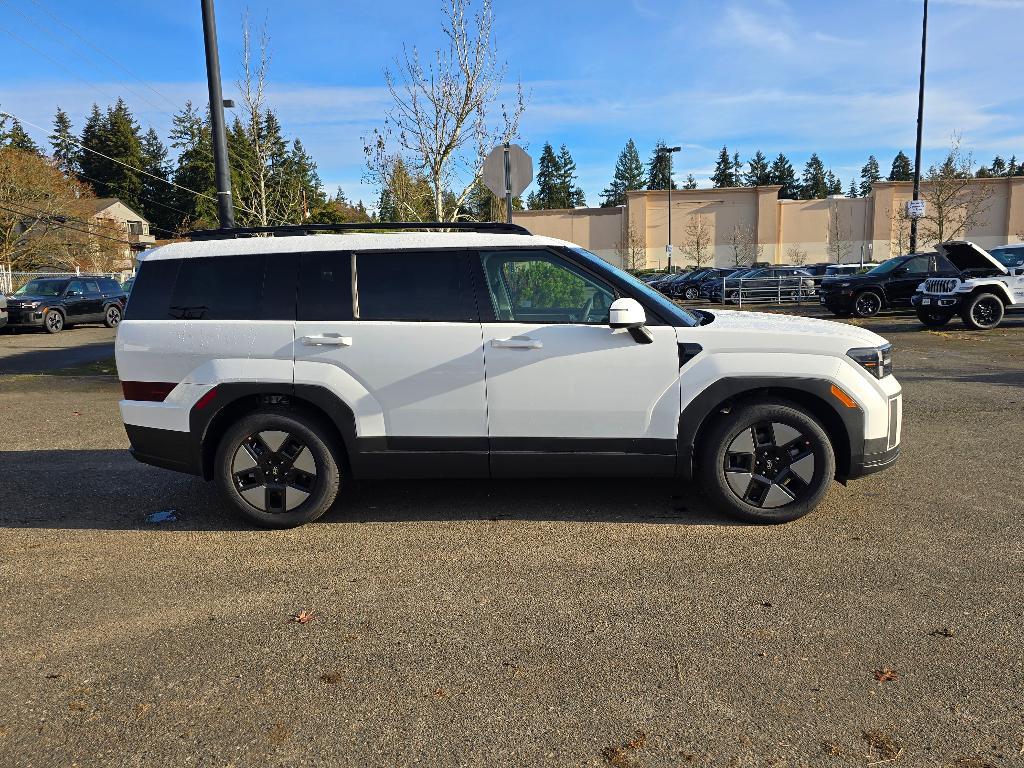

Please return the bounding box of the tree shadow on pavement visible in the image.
[0,449,741,531]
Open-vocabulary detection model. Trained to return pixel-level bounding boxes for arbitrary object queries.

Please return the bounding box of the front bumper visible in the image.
[911,293,963,311]
[819,290,854,312]
[5,307,46,326]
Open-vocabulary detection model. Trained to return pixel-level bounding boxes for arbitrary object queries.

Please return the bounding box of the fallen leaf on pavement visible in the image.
[291,610,315,624]
[873,667,899,682]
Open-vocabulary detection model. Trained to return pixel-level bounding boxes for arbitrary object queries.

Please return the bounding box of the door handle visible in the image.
[300,334,352,347]
[491,336,542,350]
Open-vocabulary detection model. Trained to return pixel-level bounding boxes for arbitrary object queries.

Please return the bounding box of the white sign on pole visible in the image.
[483,144,533,198]
[906,199,926,219]
[665,244,673,255]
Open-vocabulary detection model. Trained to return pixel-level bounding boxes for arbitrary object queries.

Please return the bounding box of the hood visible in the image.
[697,309,887,351]
[936,241,1007,275]
[7,294,51,303]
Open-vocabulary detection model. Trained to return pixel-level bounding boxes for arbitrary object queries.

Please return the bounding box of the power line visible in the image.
[0,0,175,120]
[26,0,183,113]
[0,23,125,109]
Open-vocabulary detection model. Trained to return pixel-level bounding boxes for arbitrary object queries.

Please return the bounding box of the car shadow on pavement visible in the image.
[0,449,742,531]
[0,339,115,374]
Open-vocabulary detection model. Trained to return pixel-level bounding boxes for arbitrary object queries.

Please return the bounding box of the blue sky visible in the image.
[2,0,1023,208]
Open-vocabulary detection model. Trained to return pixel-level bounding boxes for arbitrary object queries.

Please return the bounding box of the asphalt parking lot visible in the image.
[1,311,1022,767]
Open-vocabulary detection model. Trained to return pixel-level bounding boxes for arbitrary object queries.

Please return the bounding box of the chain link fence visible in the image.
[0,265,133,295]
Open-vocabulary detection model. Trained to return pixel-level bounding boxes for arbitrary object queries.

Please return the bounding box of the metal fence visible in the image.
[711,275,826,306]
[0,266,132,295]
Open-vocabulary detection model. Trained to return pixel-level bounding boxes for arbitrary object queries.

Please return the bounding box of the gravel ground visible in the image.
[0,313,1022,767]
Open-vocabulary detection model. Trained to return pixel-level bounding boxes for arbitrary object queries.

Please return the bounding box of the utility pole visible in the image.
[909,0,928,255]
[658,145,681,271]
[201,0,235,229]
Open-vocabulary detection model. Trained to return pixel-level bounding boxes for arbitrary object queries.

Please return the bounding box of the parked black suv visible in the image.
[6,277,127,333]
[819,253,957,318]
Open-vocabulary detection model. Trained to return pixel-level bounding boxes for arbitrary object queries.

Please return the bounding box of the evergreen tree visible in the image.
[859,155,881,197]
[139,127,174,235]
[990,155,1007,177]
[600,138,645,207]
[710,146,734,188]
[49,107,78,176]
[888,150,913,181]
[1009,156,1020,177]
[732,152,743,186]
[527,142,561,209]
[78,99,144,211]
[682,174,698,190]
[0,117,41,155]
[168,101,217,229]
[800,153,829,199]
[556,144,586,208]
[646,141,676,190]
[825,170,842,196]
[769,153,798,199]
[743,150,771,186]
[847,178,858,198]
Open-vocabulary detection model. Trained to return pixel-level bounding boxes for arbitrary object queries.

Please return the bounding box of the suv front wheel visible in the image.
[698,400,836,523]
[214,410,341,528]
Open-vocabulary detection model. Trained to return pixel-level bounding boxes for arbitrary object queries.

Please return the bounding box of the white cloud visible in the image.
[719,5,794,53]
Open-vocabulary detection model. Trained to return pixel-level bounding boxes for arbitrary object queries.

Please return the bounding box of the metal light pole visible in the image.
[659,146,681,271]
[201,0,235,229]
[909,0,928,254]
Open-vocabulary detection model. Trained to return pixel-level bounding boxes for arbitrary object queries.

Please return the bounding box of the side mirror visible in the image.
[609,297,653,344]
[609,297,646,329]
[893,267,909,276]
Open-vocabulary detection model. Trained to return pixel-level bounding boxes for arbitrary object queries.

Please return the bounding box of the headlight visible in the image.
[847,344,892,379]
[27,301,41,308]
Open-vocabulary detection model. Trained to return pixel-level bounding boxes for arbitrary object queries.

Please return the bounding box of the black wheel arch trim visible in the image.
[677,376,867,483]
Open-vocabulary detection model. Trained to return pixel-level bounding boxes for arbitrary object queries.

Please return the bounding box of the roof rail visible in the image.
[188,221,531,241]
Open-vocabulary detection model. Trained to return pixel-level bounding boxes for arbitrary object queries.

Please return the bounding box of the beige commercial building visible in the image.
[513,177,1024,269]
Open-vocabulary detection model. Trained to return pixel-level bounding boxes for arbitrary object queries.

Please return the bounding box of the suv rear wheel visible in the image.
[214,410,341,528]
[698,400,836,523]
[961,292,1004,330]
[104,304,122,328]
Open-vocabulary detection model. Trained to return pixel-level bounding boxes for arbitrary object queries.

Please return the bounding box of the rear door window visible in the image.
[355,250,476,322]
[298,251,353,321]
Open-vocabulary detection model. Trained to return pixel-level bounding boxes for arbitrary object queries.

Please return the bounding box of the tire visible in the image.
[960,292,1004,330]
[103,304,122,328]
[697,400,836,524]
[916,307,951,327]
[683,286,699,301]
[43,309,64,334]
[851,290,883,318]
[214,410,341,529]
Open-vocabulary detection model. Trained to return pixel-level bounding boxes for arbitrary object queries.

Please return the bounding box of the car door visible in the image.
[476,248,681,477]
[888,255,931,305]
[62,280,91,321]
[292,249,489,478]
[82,280,104,320]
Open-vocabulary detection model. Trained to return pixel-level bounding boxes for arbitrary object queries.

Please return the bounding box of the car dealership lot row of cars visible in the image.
[645,240,1024,330]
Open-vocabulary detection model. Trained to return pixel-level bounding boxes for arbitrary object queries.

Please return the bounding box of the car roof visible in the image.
[139,232,576,262]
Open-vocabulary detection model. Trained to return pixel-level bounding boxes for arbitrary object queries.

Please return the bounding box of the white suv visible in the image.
[115,223,902,528]
[912,241,1024,329]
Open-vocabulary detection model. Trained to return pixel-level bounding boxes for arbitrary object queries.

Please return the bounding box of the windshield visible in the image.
[864,257,906,276]
[15,279,68,296]
[990,246,1024,268]
[569,247,700,327]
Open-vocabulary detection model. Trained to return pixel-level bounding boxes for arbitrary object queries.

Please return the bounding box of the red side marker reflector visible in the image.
[121,381,177,402]
[830,384,859,409]
[193,387,218,411]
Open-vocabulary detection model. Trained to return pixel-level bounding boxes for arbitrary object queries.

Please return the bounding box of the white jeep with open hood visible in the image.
[912,241,1024,329]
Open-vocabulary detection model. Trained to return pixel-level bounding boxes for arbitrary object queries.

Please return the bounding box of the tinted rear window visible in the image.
[125,254,297,321]
[298,251,353,321]
[356,250,476,322]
